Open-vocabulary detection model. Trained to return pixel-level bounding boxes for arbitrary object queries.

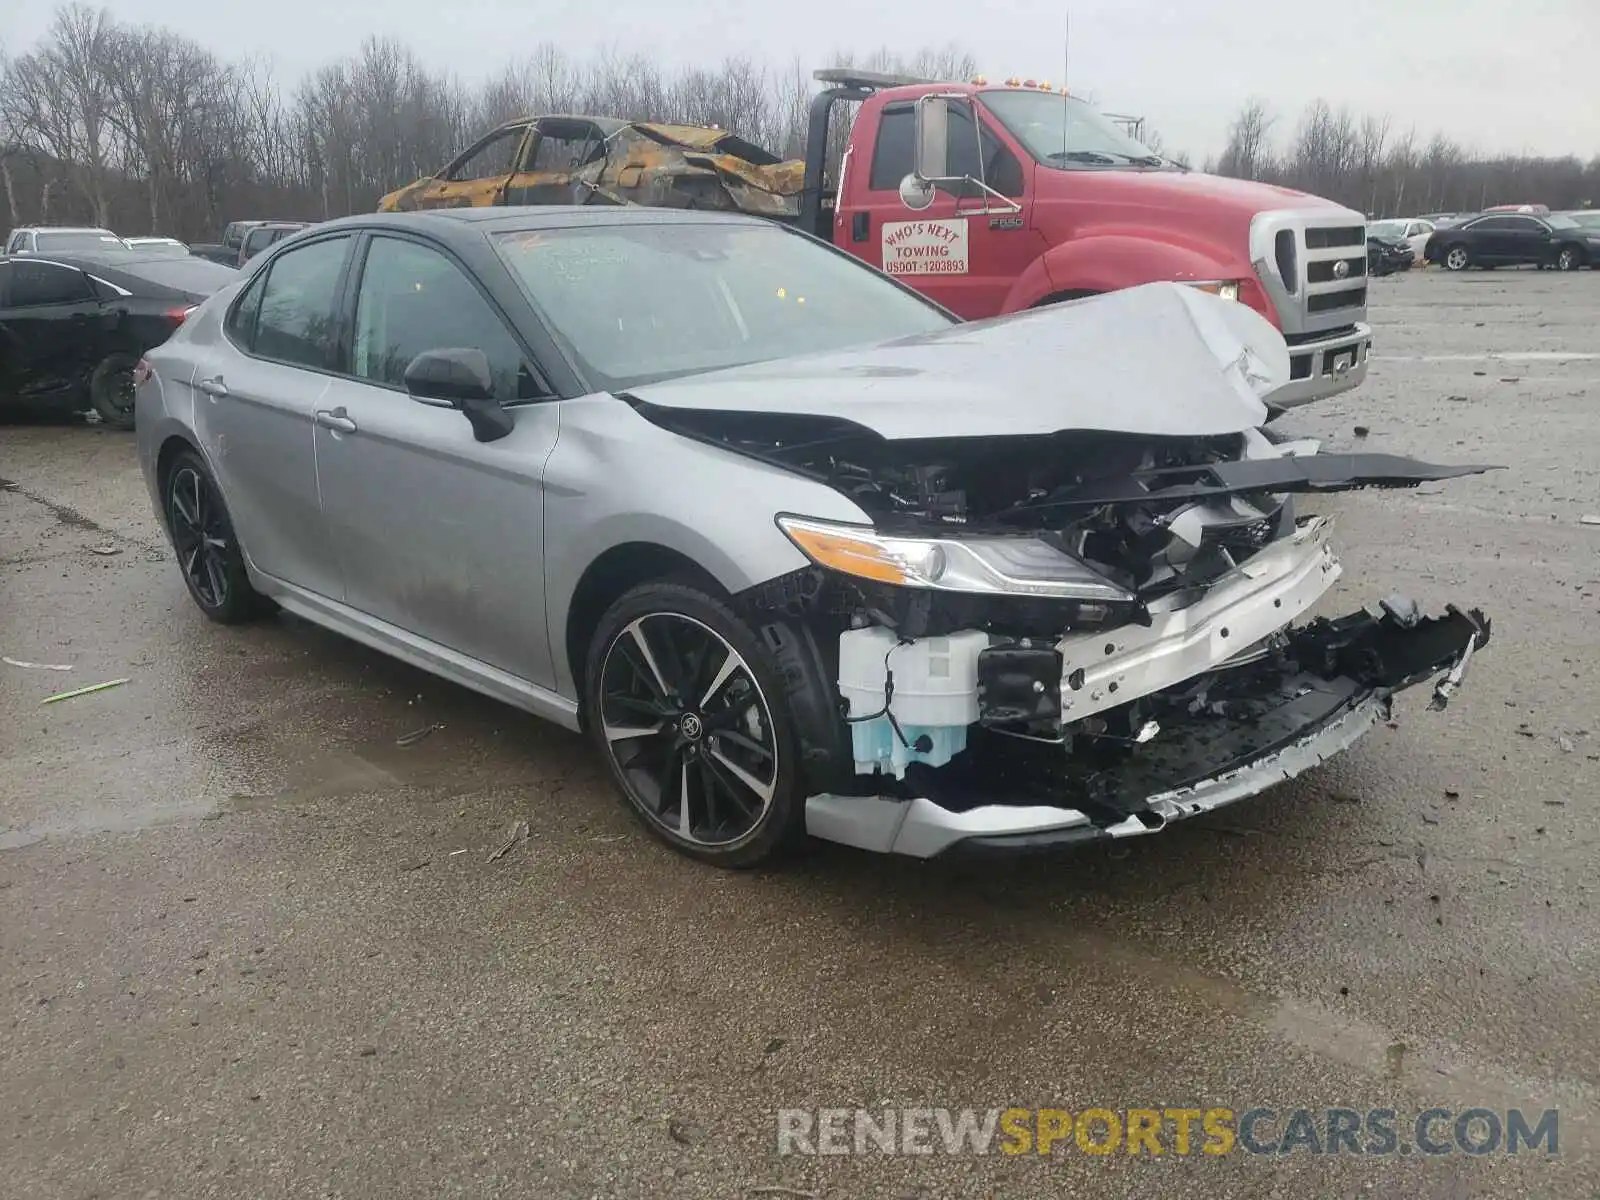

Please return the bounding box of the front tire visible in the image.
[1444,246,1470,271]
[89,351,139,430]
[163,450,273,624]
[1556,245,1583,271]
[583,581,808,868]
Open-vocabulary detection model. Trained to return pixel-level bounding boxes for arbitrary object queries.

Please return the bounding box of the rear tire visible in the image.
[583,580,809,868]
[1444,246,1470,272]
[163,450,274,624]
[89,351,139,430]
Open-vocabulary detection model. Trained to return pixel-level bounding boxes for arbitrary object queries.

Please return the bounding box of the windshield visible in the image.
[1546,214,1579,230]
[35,230,128,253]
[980,89,1161,167]
[493,222,953,390]
[1368,221,1406,238]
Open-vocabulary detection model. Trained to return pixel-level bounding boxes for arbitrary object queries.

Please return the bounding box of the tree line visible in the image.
[1,4,1593,245]
[1210,97,1597,216]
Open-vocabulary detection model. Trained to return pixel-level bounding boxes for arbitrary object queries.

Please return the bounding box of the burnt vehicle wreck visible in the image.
[624,286,1494,857]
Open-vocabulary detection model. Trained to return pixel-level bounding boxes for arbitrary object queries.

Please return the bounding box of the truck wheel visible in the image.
[1444,246,1470,272]
[89,351,139,430]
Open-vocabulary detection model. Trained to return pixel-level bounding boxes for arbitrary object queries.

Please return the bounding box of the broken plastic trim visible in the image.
[1006,453,1502,515]
[802,594,1490,858]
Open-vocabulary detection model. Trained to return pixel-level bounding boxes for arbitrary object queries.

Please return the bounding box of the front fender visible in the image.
[542,396,870,695]
[1030,235,1237,305]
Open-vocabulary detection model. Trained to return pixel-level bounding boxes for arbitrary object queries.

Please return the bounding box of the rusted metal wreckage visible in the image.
[377,115,806,218]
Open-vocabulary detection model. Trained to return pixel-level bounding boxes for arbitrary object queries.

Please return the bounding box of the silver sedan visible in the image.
[136,207,1491,868]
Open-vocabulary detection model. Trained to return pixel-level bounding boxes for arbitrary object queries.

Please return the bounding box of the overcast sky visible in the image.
[4,0,1596,162]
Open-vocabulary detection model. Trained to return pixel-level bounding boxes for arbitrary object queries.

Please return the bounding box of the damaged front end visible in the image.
[696,417,1494,857]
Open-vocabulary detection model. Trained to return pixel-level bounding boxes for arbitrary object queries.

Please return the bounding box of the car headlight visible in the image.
[776,516,1134,601]
[1186,280,1241,302]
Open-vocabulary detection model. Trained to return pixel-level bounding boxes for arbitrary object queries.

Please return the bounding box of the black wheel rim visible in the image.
[107,368,135,414]
[598,613,778,847]
[168,467,230,609]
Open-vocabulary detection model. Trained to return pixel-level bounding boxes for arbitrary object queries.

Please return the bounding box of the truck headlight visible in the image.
[1186,280,1241,302]
[777,516,1134,601]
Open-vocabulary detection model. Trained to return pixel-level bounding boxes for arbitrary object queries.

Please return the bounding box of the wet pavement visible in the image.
[2,267,1597,1198]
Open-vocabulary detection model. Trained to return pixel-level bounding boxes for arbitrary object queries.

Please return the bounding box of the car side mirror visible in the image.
[403,347,513,443]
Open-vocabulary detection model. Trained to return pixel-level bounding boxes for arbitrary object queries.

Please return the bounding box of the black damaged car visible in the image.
[0,251,237,429]
[1367,231,1414,277]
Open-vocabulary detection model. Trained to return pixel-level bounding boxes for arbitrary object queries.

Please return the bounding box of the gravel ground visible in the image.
[2,265,1597,1198]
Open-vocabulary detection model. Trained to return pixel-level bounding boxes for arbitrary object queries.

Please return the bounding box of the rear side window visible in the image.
[225,271,268,348]
[249,237,350,370]
[8,260,92,307]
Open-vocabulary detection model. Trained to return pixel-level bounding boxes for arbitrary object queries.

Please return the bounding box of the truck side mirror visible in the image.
[899,95,951,211]
[913,96,950,181]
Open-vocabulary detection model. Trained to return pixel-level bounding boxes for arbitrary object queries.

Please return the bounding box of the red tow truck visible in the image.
[380,69,1375,407]
[800,70,1373,407]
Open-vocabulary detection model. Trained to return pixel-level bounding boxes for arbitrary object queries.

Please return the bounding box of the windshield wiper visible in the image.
[1045,150,1121,165]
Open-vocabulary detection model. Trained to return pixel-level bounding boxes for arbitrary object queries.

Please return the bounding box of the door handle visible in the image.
[197,376,228,397]
[851,211,870,242]
[315,407,357,434]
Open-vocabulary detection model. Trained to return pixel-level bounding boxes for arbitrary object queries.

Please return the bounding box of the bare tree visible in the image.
[1216,98,1275,181]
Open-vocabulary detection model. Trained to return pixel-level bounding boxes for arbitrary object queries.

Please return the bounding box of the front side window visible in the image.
[8,260,92,307]
[981,88,1162,169]
[868,106,1024,197]
[446,128,524,181]
[351,235,540,401]
[493,221,953,391]
[251,237,350,369]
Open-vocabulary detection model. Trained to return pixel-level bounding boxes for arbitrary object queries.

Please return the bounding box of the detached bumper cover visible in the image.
[805,603,1489,858]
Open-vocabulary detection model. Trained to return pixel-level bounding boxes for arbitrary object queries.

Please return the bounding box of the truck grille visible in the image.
[1305,226,1365,249]
[1250,211,1371,341]
[1309,286,1367,313]
[1307,255,1367,284]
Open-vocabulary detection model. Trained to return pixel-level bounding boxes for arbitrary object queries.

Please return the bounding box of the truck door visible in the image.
[835,100,1038,320]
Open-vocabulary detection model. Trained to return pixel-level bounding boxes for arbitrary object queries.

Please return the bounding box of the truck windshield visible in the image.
[980,90,1162,168]
[493,221,954,390]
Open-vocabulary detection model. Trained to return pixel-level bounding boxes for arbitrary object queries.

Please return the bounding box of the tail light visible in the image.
[132,358,153,387]
[165,305,197,324]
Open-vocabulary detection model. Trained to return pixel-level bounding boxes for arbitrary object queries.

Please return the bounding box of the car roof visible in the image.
[311,206,770,238]
[16,225,119,235]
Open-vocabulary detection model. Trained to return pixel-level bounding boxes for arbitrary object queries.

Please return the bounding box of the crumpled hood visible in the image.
[624,282,1288,440]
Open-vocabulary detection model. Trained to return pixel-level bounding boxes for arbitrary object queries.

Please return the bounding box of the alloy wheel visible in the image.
[597,612,779,847]
[1557,247,1579,271]
[167,466,230,609]
[1445,247,1469,271]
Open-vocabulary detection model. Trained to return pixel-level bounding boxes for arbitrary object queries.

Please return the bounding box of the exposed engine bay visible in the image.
[633,399,1495,856]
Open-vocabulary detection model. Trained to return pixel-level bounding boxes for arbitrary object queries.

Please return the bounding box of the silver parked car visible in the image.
[135,207,1492,867]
